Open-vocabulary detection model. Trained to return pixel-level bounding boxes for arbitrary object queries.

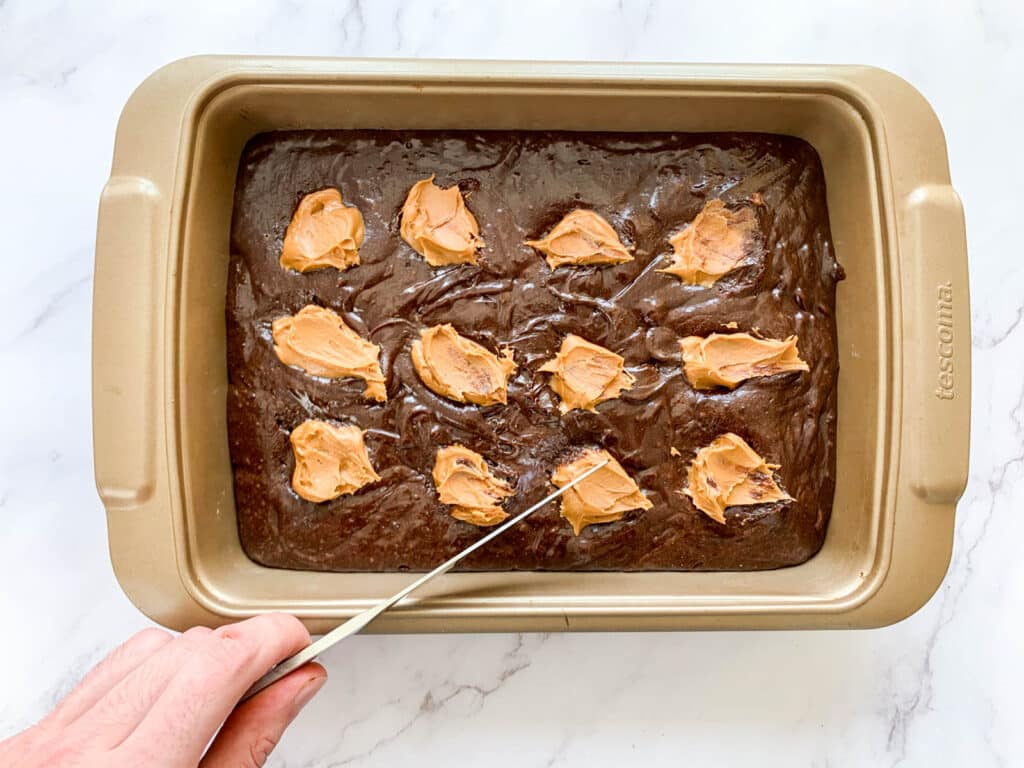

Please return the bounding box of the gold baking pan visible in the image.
[93,57,969,632]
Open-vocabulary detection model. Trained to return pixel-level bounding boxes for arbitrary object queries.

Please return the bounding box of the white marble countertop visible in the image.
[1,0,1020,765]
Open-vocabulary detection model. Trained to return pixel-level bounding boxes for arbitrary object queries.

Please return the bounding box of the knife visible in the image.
[241,457,608,702]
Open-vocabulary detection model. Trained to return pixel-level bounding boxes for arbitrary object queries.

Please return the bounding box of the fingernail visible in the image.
[292,674,326,714]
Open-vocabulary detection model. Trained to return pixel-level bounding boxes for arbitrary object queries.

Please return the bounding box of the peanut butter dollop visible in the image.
[400,175,484,266]
[411,324,516,406]
[289,420,381,503]
[432,445,515,526]
[679,332,809,390]
[684,433,791,524]
[280,188,365,273]
[272,305,387,401]
[525,210,634,269]
[551,449,652,535]
[659,199,757,286]
[539,334,635,413]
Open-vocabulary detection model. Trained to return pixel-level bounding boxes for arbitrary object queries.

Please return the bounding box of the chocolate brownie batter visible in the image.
[226,130,842,571]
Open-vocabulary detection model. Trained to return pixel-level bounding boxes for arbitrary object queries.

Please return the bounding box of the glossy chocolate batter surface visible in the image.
[226,130,842,571]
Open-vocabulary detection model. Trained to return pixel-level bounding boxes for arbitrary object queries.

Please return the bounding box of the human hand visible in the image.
[0,614,326,767]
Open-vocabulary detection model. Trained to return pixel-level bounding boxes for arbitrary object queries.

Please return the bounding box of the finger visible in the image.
[199,663,326,768]
[45,628,173,728]
[69,625,216,747]
[114,613,310,766]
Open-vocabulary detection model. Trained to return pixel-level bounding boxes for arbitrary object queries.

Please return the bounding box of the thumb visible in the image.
[200,663,326,768]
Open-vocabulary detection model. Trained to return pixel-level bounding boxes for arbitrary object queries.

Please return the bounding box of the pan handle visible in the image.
[93,176,163,508]
[899,184,970,504]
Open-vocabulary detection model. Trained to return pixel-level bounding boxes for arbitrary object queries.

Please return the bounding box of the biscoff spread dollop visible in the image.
[400,175,484,266]
[659,199,757,286]
[280,188,364,273]
[411,325,516,406]
[272,305,386,401]
[432,445,515,526]
[289,420,380,503]
[525,210,633,269]
[539,334,635,413]
[551,449,652,535]
[679,332,808,390]
[684,433,791,524]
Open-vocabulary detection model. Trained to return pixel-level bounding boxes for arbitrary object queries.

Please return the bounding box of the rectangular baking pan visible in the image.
[93,57,969,631]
